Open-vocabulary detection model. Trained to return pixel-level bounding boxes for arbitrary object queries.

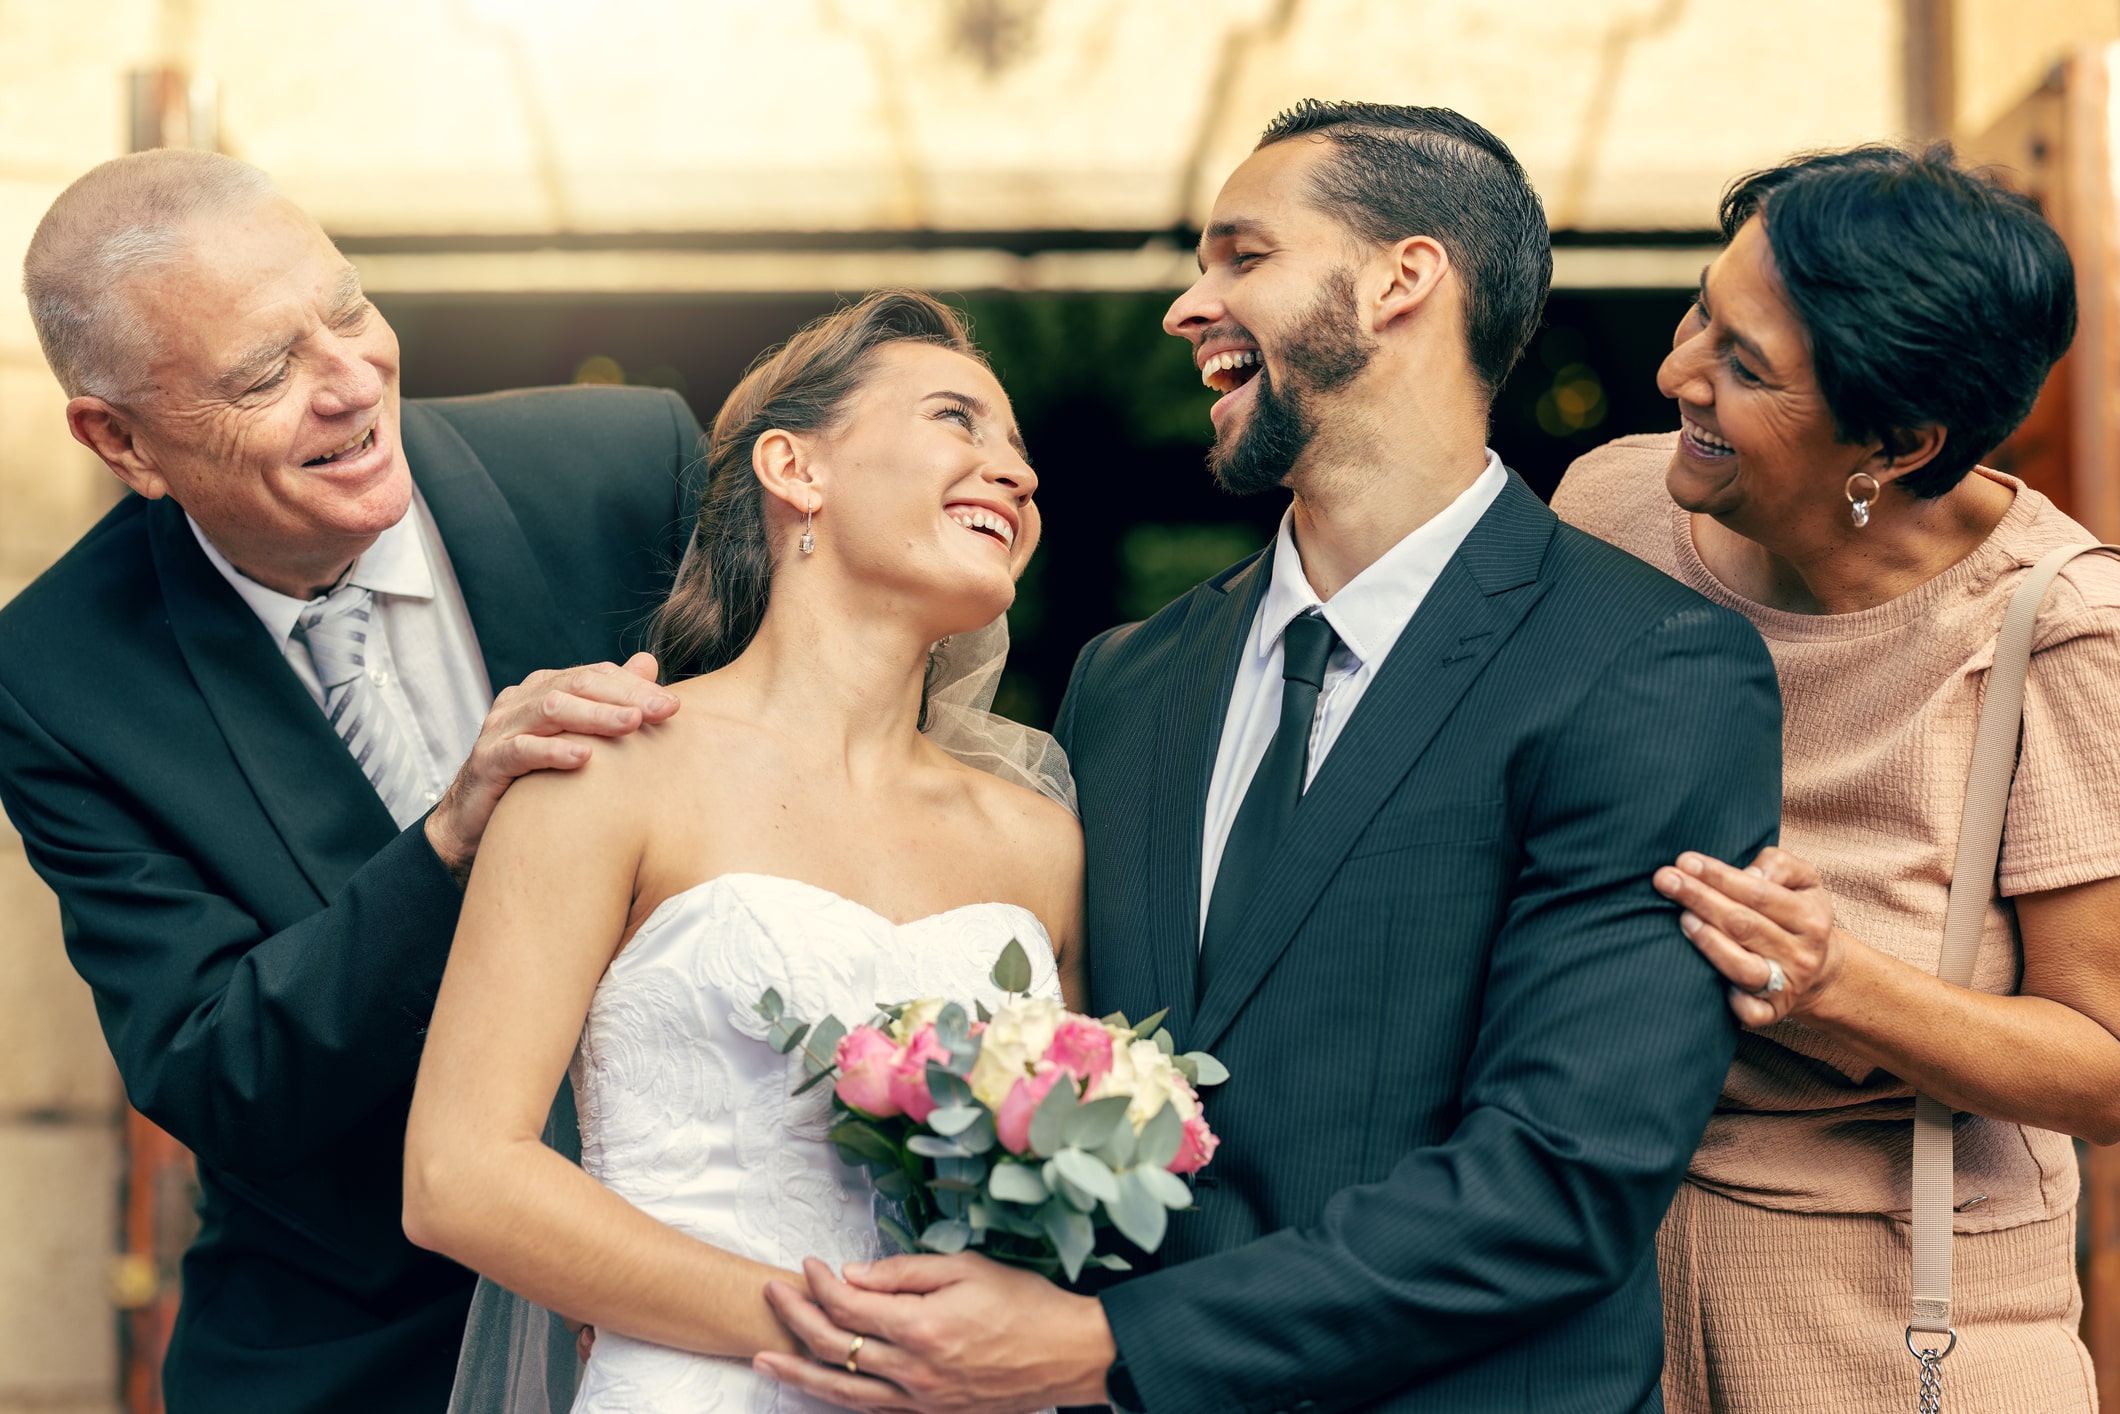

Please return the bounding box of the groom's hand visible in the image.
[756,1254,1115,1414]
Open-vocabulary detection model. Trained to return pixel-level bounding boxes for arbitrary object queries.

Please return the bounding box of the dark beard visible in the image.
[1208,268,1375,497]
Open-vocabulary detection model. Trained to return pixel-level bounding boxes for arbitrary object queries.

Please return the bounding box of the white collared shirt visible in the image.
[187,491,494,828]
[1199,451,1508,937]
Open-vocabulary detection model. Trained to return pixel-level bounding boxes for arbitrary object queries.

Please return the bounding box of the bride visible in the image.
[401,291,1084,1412]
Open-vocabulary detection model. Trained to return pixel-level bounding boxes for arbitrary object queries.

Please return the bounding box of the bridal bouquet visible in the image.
[755,942,1226,1282]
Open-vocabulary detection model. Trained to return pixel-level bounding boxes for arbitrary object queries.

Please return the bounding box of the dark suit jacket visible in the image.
[0,387,703,1414]
[1055,474,1782,1414]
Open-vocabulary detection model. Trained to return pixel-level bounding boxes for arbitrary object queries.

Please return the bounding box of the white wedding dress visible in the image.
[564,871,1062,1414]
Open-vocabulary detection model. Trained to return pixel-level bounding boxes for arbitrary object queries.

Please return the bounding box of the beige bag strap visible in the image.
[1908,543,2117,1389]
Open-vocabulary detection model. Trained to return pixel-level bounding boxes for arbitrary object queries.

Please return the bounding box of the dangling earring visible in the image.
[800,497,816,555]
[1845,471,1880,529]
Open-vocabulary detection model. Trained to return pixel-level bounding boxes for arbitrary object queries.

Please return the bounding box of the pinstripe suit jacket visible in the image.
[1054,473,1782,1414]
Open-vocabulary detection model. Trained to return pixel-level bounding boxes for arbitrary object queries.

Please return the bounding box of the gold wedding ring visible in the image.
[845,1334,865,1375]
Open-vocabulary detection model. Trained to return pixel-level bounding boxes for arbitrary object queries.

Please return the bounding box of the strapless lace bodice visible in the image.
[567,873,1061,1414]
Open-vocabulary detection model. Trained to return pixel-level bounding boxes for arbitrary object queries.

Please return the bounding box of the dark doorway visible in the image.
[375,286,1693,728]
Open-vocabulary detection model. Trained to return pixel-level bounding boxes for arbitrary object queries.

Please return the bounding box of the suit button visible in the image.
[369,667,389,686]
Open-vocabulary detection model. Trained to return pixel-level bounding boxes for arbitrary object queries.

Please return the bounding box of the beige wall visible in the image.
[0,1,149,1409]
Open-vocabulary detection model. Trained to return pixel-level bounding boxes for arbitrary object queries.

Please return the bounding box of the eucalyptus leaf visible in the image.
[936,1154,988,1187]
[927,1176,981,1194]
[756,988,784,1022]
[873,1168,913,1201]
[935,1003,971,1054]
[1027,1072,1078,1158]
[919,1219,972,1254]
[1055,1174,1098,1213]
[927,1066,974,1109]
[927,1105,982,1137]
[990,938,1034,995]
[907,1135,972,1159]
[805,1016,847,1074]
[792,1067,837,1097]
[1130,1008,1168,1039]
[955,1111,997,1155]
[1051,1147,1120,1205]
[975,999,993,1025]
[1151,1027,1175,1057]
[1183,1051,1230,1086]
[986,1162,1049,1205]
[767,1019,810,1055]
[1173,1054,1199,1086]
[1099,1113,1137,1169]
[1092,1253,1135,1271]
[1135,1101,1183,1171]
[1040,1200,1096,1282]
[1062,1095,1132,1152]
[1135,1164,1194,1210]
[876,1212,919,1255]
[1108,1167,1170,1252]
[1100,1010,1132,1030]
[827,1120,900,1167]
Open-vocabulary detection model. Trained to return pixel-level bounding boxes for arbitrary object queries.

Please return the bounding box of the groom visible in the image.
[760,102,1782,1412]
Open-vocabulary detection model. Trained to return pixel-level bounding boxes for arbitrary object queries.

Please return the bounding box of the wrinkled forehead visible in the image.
[126,200,355,367]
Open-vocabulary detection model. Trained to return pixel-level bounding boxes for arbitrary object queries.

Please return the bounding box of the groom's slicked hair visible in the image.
[650,289,982,680]
[1257,100,1552,399]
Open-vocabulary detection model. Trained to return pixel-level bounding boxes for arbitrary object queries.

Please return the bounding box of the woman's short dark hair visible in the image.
[1721,144,2076,498]
[649,290,981,679]
[1256,100,1551,400]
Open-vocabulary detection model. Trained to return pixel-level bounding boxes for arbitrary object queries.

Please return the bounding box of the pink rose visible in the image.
[833,1027,902,1118]
[1168,1114,1219,1175]
[887,1025,949,1123]
[1044,1017,1115,1085]
[995,1066,1066,1154]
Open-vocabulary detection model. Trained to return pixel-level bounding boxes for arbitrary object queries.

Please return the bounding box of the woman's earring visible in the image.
[1844,472,1880,529]
[800,499,816,555]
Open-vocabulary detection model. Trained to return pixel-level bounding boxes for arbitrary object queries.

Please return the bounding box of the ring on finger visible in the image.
[845,1334,864,1376]
[1749,959,1787,999]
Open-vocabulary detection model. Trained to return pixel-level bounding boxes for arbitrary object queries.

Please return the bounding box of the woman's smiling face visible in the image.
[1657,216,1874,539]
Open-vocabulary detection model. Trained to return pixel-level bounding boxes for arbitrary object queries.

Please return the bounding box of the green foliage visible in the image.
[990,938,1034,995]
[1119,524,1269,622]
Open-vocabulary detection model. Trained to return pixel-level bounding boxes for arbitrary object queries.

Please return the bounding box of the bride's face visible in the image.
[801,342,1039,636]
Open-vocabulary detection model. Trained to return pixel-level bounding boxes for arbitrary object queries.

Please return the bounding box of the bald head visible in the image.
[24,149,281,402]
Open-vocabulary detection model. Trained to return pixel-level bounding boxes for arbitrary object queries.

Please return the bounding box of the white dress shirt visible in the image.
[1199,451,1508,936]
[188,491,495,828]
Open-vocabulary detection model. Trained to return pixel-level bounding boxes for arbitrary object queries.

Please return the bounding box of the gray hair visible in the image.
[23,149,280,402]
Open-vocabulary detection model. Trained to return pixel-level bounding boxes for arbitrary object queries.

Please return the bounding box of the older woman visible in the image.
[1554,145,2116,1413]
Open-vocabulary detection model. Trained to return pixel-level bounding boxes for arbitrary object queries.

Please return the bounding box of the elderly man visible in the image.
[0,149,699,1412]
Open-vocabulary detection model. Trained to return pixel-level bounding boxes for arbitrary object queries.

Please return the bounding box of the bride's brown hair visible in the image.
[650,289,983,679]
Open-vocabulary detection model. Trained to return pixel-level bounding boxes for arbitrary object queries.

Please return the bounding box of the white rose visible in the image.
[968,996,1067,1111]
[888,998,946,1045]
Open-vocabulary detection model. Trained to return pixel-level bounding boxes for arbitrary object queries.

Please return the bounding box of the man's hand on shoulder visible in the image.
[424,652,678,879]
[755,1253,1115,1414]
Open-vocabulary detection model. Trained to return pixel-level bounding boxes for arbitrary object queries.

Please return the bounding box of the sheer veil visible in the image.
[445,616,1074,1412]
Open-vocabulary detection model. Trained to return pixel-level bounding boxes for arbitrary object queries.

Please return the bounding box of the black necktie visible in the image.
[1200,611,1341,990]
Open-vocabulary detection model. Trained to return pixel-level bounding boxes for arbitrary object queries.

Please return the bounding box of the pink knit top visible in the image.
[1554,432,2120,1231]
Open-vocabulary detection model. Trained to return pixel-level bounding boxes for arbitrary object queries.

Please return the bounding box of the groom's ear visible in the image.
[1372,234,1452,336]
[753,428,823,515]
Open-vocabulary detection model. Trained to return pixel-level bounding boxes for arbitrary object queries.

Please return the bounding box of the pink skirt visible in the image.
[1658,1180,2097,1412]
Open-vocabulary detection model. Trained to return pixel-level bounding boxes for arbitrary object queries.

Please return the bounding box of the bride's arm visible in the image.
[402,752,804,1358]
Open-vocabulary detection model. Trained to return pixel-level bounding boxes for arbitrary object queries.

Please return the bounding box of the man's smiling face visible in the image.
[120,197,410,590]
[1164,138,1378,495]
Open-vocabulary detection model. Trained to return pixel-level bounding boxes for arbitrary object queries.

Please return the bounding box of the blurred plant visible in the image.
[1119,523,1266,621]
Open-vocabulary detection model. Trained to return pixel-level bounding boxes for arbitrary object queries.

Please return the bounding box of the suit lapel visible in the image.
[401,401,586,691]
[150,499,397,902]
[1188,475,1558,1053]
[1146,551,1271,1043]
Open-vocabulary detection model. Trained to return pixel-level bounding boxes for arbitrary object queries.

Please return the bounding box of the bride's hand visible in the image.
[754,1253,1114,1412]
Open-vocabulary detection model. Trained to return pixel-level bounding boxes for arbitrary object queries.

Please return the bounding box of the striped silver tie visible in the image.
[294,582,426,822]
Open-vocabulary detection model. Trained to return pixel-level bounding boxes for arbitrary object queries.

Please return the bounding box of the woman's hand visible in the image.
[1653,846,1849,1027]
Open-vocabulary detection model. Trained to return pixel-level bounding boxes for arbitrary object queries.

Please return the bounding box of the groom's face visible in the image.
[1165,141,1377,496]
